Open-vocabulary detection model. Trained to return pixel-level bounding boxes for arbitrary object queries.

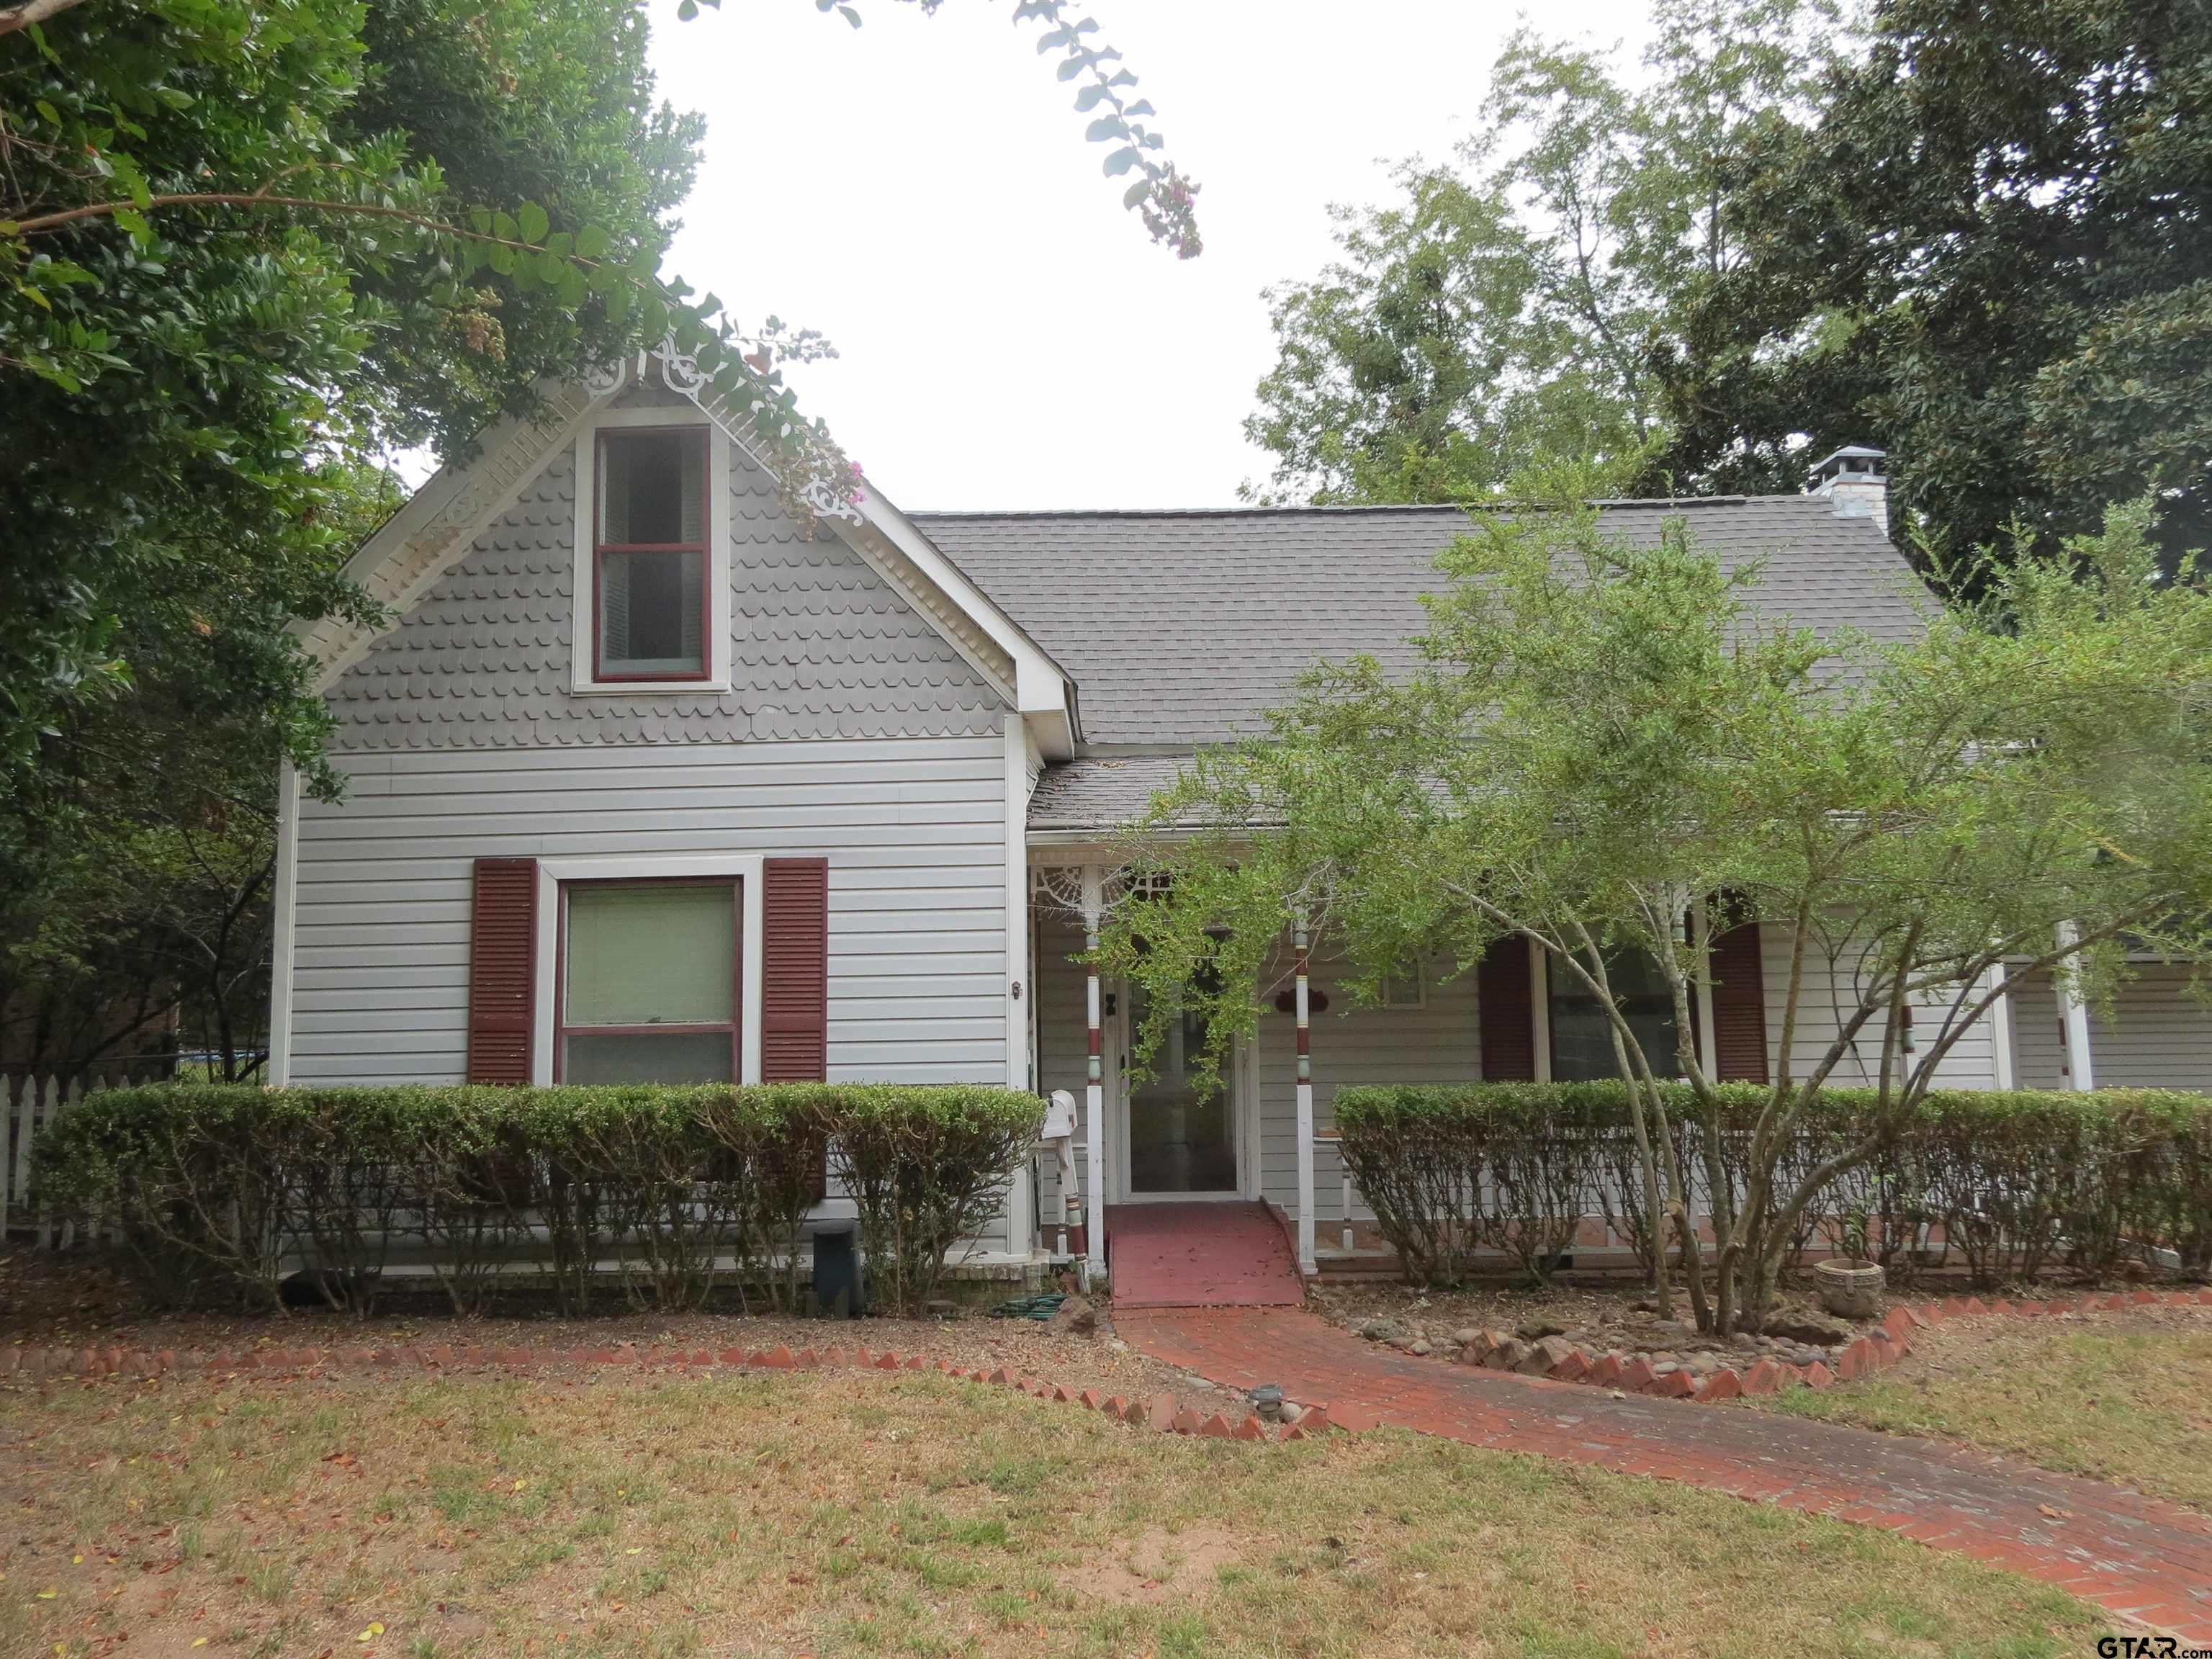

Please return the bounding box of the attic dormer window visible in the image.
[594,426,709,680]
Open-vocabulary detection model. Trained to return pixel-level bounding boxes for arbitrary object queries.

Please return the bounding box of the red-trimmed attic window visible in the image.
[593,426,709,681]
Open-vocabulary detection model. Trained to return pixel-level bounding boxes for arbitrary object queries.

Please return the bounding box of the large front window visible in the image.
[594,427,709,680]
[559,881,739,1083]
[1549,946,1683,1082]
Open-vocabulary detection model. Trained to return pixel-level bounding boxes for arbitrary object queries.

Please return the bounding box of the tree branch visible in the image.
[0,0,90,42]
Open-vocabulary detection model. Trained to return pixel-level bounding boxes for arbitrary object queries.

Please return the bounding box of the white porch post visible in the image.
[1082,864,1107,1282]
[2054,922,2096,1091]
[1689,899,1719,1077]
[1294,917,1318,1277]
[1987,963,2017,1091]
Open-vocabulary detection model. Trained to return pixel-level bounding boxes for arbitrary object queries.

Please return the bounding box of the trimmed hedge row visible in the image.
[1333,1082,2212,1290]
[32,1084,1044,1318]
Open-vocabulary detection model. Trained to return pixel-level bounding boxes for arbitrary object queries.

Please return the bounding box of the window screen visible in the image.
[561,882,737,1084]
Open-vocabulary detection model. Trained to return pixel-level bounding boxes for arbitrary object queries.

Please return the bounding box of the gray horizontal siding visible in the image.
[1759,924,2000,1090]
[2008,966,2212,1092]
[289,736,1010,1087]
[1254,948,1480,1221]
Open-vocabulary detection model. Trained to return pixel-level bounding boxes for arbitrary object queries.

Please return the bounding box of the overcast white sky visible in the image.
[649,1,1652,511]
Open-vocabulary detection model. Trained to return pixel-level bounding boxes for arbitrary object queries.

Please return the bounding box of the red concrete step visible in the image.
[1106,1201,1305,1309]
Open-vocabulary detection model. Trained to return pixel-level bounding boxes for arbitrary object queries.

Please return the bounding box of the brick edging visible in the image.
[1439,1285,2212,1405]
[0,1338,1344,1445]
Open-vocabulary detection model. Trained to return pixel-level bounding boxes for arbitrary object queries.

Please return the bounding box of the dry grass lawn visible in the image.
[1755,1302,2212,1514]
[0,1362,2108,1659]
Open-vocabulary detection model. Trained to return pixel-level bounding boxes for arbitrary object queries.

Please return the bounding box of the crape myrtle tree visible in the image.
[1094,486,2212,1334]
[0,0,1199,1072]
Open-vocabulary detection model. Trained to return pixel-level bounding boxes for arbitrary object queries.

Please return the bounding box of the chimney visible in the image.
[1806,445,1889,535]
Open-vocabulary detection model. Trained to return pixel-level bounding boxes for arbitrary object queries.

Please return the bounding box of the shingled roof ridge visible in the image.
[910,495,1765,521]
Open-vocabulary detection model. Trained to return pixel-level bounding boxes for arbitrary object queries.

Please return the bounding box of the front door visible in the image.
[1123,982,1237,1195]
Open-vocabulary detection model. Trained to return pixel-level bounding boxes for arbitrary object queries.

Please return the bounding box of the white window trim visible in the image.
[532,853,766,1086]
[569,405,734,696]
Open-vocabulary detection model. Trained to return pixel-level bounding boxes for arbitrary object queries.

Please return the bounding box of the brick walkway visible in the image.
[1118,1305,2212,1640]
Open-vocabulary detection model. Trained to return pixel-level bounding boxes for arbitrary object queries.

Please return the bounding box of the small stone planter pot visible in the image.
[1813,1258,1886,1321]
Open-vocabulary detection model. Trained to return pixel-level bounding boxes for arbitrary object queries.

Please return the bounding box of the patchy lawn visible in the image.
[1753,1301,2212,1514]
[1,1364,2106,1658]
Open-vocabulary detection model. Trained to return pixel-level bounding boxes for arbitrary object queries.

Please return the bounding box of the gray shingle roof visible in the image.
[1028,754,1197,832]
[912,495,1930,830]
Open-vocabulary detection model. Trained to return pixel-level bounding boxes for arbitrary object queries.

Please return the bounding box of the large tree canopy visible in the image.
[1243,0,1838,504]
[1647,0,2212,564]
[0,0,1200,1073]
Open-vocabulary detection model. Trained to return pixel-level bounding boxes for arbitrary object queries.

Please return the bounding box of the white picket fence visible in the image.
[1,1073,132,1247]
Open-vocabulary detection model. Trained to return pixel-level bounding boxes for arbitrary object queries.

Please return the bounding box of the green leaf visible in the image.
[576,223,611,260]
[469,208,493,235]
[113,207,153,246]
[518,201,549,246]
[109,153,153,210]
[1085,115,1128,143]
[678,0,698,20]
[487,241,516,276]
[35,99,61,127]
[492,210,518,243]
[1102,147,1139,176]
[1122,179,1149,210]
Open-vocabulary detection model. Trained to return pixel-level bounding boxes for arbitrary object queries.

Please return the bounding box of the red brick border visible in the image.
[1434,1284,2212,1406]
[0,1336,1341,1446]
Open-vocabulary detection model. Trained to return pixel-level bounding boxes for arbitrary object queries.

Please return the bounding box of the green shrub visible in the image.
[32,1083,1042,1317]
[830,1084,1043,1317]
[1332,1080,2212,1290]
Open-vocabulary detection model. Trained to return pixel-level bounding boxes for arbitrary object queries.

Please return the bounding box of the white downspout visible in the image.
[267,760,301,1087]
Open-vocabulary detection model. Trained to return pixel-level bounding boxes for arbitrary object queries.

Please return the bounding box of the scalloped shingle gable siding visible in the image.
[325,442,1005,749]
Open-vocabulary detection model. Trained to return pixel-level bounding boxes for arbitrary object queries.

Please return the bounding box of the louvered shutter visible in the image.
[1477,937,1537,1082]
[1709,912,1769,1084]
[762,856,829,1082]
[467,858,538,1084]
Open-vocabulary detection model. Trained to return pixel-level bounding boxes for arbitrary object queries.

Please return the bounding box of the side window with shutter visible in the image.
[1709,912,1769,1083]
[762,857,829,1082]
[467,858,538,1084]
[1477,937,1536,1081]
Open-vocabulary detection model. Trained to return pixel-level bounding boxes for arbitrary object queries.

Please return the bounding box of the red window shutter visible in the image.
[1478,937,1537,1082]
[467,858,538,1084]
[1709,915,1769,1084]
[762,856,829,1082]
